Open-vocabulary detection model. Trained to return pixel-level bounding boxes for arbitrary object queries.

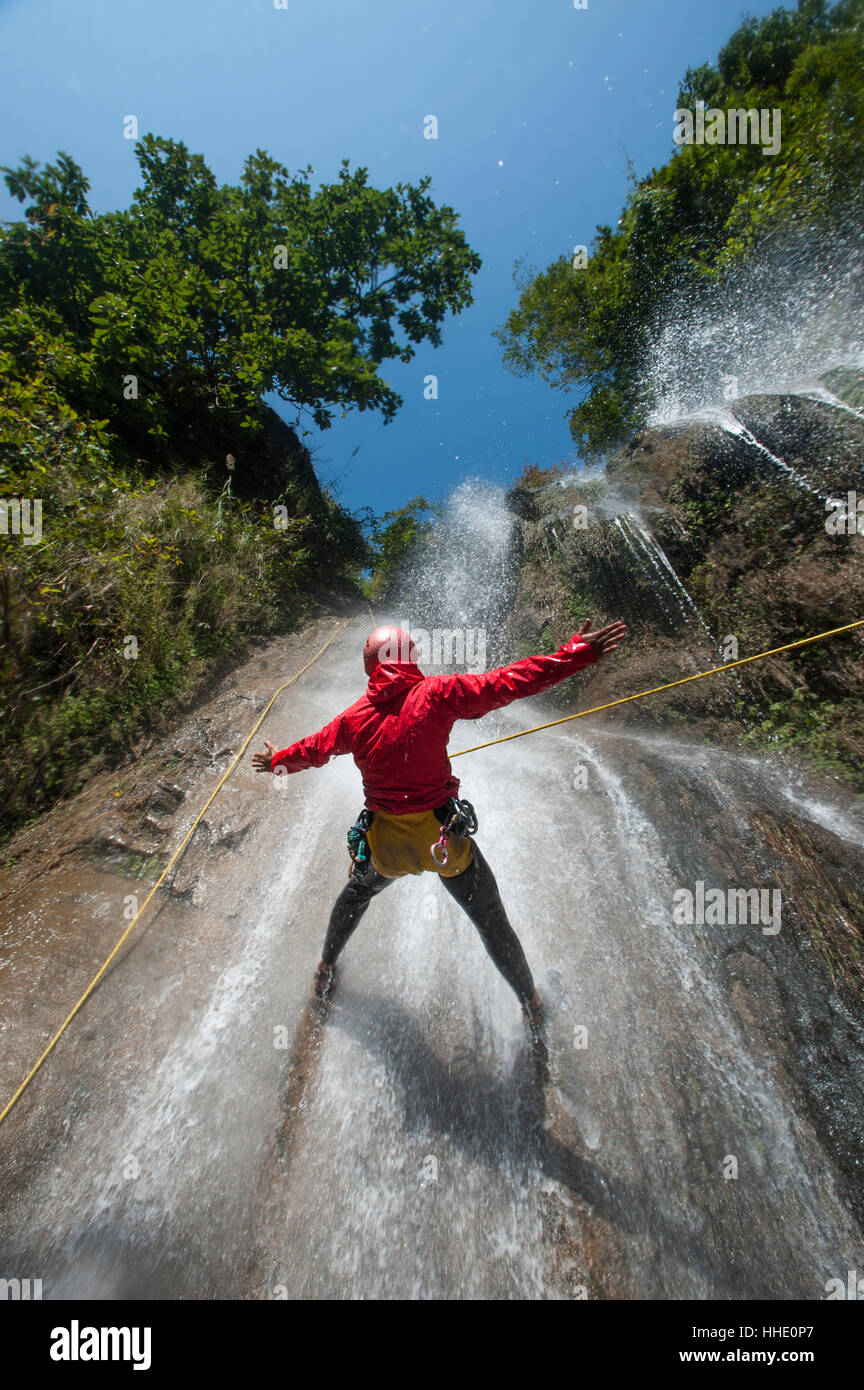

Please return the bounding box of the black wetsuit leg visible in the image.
[439,843,536,1003]
[321,867,395,966]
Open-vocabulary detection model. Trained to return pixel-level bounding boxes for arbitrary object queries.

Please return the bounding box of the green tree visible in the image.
[0,137,479,838]
[365,496,439,601]
[1,137,481,473]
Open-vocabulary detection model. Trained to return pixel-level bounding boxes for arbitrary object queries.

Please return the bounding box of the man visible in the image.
[253,618,626,1030]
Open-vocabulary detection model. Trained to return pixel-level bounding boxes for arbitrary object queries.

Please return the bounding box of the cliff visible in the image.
[505,374,864,788]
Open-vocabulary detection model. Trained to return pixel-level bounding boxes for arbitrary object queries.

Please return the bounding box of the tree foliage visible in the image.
[0,137,479,839]
[1,137,481,464]
[364,496,439,601]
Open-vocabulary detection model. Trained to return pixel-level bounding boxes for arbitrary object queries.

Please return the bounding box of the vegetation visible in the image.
[498,0,864,799]
[0,137,480,839]
[363,496,440,603]
[513,460,569,488]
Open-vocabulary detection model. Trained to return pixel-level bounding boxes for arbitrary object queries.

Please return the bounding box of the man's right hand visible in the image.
[575,618,627,657]
[252,739,279,772]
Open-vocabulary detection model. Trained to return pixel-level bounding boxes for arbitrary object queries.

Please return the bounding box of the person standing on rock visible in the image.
[253,620,626,1032]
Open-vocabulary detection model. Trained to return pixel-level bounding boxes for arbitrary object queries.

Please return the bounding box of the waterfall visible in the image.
[382,478,519,669]
[3,469,862,1301]
[642,233,864,427]
[612,515,687,632]
[621,513,713,639]
[700,405,827,501]
[803,384,864,426]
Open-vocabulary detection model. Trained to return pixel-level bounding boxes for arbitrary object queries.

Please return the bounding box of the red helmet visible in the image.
[363,625,418,676]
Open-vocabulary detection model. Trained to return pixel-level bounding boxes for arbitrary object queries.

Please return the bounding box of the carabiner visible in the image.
[430,827,449,866]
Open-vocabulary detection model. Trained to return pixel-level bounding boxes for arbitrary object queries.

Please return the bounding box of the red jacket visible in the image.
[270,636,598,813]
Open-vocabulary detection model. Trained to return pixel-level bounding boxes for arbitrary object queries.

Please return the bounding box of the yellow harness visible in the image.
[366,808,474,879]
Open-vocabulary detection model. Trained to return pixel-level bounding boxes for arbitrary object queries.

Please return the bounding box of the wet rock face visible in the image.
[615,735,864,1230]
[505,379,864,791]
[234,408,323,507]
[141,782,187,817]
[734,395,864,486]
[189,404,324,509]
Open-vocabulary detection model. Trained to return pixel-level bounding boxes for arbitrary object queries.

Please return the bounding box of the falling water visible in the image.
[698,405,826,501]
[618,513,713,637]
[381,477,520,669]
[613,515,680,631]
[803,384,864,426]
[643,233,864,427]
[4,222,864,1297]
[1,470,862,1298]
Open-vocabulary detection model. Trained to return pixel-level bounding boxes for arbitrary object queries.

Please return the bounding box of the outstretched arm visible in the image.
[252,740,280,771]
[252,712,352,774]
[433,619,627,721]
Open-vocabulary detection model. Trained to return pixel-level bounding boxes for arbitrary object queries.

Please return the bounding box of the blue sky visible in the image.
[0,0,782,515]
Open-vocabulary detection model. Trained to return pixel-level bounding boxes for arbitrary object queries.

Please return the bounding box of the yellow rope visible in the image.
[451,618,864,758]
[0,618,352,1129]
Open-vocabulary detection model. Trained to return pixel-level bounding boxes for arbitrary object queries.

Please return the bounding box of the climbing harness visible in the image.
[347,808,374,878]
[430,796,478,866]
